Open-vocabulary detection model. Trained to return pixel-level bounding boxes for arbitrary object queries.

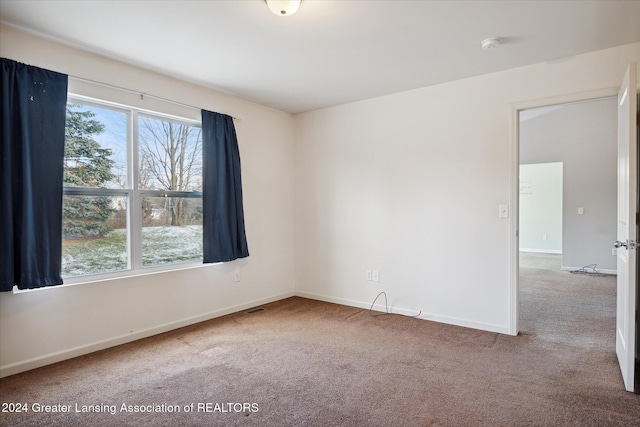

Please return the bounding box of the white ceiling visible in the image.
[1,0,639,114]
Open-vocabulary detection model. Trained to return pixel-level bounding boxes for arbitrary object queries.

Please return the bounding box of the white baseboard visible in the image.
[561,266,617,275]
[2,288,519,378]
[294,291,511,335]
[520,249,562,254]
[0,291,295,378]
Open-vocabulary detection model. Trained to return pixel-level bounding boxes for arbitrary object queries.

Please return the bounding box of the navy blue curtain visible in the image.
[201,110,249,263]
[1,59,68,291]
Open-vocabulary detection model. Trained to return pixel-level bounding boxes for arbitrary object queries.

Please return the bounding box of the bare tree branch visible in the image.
[139,117,202,225]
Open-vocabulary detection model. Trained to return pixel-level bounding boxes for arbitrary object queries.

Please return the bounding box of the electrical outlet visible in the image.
[612,248,617,256]
[234,270,240,282]
[372,270,380,282]
[366,270,372,281]
[542,235,547,241]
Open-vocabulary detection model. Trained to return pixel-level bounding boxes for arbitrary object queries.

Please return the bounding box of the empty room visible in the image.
[1,1,639,426]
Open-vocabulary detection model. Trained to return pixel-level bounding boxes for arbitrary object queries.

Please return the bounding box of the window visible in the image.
[62,98,203,279]
[138,114,203,267]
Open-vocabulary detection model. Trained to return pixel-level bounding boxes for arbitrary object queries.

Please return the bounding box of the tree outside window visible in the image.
[61,100,203,278]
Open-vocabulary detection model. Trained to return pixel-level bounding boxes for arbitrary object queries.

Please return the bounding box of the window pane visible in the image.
[62,195,128,277]
[138,116,202,191]
[64,103,128,189]
[141,196,203,266]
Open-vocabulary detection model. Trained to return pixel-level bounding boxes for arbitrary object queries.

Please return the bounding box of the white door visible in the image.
[615,62,637,392]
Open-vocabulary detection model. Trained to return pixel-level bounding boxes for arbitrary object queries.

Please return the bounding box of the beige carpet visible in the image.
[519,252,562,270]
[1,268,639,426]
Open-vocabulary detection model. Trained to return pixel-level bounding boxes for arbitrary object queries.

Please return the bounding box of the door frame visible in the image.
[508,87,620,336]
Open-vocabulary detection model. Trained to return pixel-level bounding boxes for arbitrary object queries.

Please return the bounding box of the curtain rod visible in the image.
[68,75,240,121]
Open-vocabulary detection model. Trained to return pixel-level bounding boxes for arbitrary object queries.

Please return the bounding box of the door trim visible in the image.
[509,87,619,336]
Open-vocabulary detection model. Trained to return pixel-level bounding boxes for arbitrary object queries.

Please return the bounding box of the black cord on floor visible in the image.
[369,291,421,318]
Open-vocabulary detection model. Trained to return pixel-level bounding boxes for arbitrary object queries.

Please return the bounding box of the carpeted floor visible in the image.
[1,268,638,426]
[519,252,562,270]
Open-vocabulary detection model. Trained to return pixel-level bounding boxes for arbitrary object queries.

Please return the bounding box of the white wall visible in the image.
[519,162,563,253]
[2,24,639,376]
[293,43,640,334]
[519,99,618,272]
[0,25,296,377]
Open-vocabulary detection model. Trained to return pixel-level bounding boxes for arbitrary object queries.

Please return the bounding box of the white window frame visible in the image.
[62,94,205,285]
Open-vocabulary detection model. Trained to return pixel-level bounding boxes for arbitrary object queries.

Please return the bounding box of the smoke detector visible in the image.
[481,38,500,50]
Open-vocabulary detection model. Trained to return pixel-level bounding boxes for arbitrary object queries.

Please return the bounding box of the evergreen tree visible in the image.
[63,105,116,238]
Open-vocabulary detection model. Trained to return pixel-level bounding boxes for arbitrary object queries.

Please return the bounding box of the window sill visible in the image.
[12,261,223,294]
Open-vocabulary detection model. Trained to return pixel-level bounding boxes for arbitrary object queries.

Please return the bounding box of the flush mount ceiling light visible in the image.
[481,37,500,50]
[265,0,301,17]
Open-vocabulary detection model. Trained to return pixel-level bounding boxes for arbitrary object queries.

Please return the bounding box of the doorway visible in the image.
[519,98,618,274]
[519,162,563,270]
[516,98,618,363]
[510,88,621,338]
[512,94,620,356]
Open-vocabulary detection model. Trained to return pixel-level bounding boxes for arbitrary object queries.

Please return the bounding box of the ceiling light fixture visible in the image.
[481,37,500,50]
[265,0,301,17]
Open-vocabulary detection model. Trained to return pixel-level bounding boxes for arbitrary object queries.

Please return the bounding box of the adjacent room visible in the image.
[519,98,618,274]
[1,1,639,425]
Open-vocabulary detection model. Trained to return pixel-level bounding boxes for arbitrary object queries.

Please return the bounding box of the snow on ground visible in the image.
[62,225,203,277]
